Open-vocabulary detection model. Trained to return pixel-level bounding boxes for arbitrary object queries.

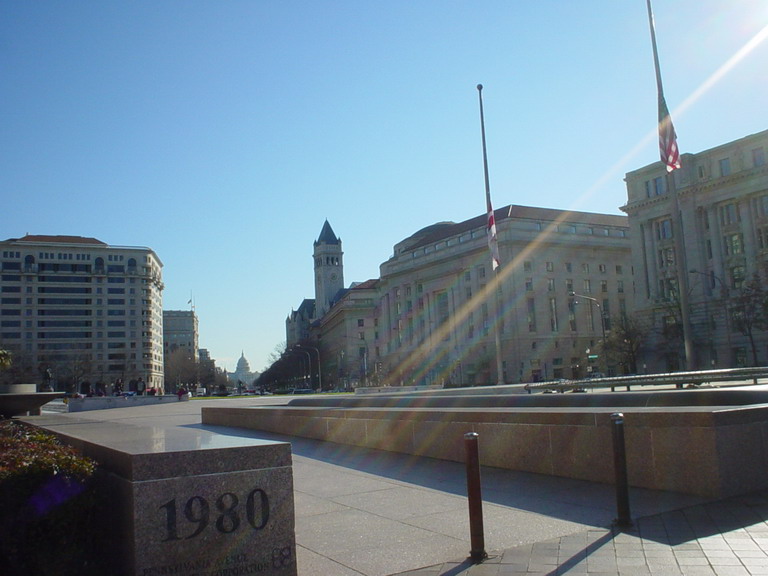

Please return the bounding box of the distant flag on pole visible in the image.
[646,0,681,172]
[486,199,500,271]
[657,92,680,172]
[477,84,501,270]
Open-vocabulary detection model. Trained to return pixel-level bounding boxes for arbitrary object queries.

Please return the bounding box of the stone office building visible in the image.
[162,309,199,361]
[375,205,633,385]
[314,278,379,390]
[293,208,633,388]
[622,129,768,372]
[0,235,165,392]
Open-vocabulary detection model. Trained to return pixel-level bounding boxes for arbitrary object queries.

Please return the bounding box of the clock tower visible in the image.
[313,220,344,318]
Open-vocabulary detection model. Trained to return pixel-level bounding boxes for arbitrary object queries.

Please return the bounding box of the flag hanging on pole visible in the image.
[658,93,680,172]
[477,84,501,270]
[486,200,500,271]
[646,0,681,172]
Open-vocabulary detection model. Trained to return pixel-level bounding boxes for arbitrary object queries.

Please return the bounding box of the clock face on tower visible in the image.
[330,273,338,281]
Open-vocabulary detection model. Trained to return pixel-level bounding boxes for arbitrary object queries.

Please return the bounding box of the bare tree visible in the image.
[602,314,650,375]
[266,341,286,368]
[652,289,686,372]
[0,347,38,386]
[730,273,768,366]
[164,348,198,393]
[0,348,11,370]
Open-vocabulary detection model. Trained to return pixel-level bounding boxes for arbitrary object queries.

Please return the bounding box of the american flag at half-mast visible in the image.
[647,0,680,172]
[658,93,680,172]
[486,200,500,270]
[477,84,501,270]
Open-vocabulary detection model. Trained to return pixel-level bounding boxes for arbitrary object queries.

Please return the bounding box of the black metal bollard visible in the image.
[610,413,632,528]
[464,432,487,561]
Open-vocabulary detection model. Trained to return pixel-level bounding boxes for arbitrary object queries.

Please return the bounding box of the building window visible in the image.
[547,278,555,292]
[659,247,675,268]
[549,298,558,332]
[753,147,766,167]
[525,278,533,292]
[523,261,532,272]
[602,299,611,331]
[357,319,364,327]
[720,202,740,226]
[599,264,607,273]
[758,228,768,250]
[734,347,747,367]
[723,233,744,256]
[583,279,591,293]
[656,218,673,239]
[601,280,608,293]
[615,265,623,275]
[565,279,573,293]
[565,262,572,273]
[755,195,768,219]
[645,176,665,197]
[617,280,624,293]
[546,262,554,272]
[730,266,745,289]
[719,157,731,176]
[527,298,536,332]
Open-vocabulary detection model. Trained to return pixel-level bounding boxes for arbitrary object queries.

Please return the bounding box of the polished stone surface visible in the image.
[202,388,768,498]
[28,409,296,576]
[29,395,768,576]
[0,391,63,417]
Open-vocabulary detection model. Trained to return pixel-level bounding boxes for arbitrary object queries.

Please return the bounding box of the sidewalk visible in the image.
[393,492,768,575]
[38,397,768,575]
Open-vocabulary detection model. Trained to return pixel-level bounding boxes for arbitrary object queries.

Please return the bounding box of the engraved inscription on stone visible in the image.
[132,468,296,576]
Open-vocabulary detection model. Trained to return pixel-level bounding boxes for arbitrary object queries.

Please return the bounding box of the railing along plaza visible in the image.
[525,366,768,393]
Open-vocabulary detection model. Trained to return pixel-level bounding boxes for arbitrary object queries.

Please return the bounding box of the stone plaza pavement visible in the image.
[42,396,768,575]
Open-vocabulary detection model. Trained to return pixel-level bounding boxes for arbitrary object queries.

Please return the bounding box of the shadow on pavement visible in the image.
[186,423,707,529]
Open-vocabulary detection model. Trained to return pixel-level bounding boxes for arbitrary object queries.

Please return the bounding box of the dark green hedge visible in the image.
[0,420,108,575]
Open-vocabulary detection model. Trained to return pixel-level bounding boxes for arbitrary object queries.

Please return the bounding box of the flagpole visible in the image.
[645,0,695,370]
[646,0,665,96]
[477,84,504,386]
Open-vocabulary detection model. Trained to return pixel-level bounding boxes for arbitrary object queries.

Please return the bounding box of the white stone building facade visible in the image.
[622,129,768,372]
[375,206,633,385]
[0,235,164,392]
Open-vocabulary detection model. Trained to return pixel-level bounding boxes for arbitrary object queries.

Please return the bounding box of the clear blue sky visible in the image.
[2,1,766,372]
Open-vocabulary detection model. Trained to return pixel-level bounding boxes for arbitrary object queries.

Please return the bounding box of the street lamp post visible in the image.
[292,347,311,388]
[570,291,607,375]
[297,344,322,391]
[689,269,732,367]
